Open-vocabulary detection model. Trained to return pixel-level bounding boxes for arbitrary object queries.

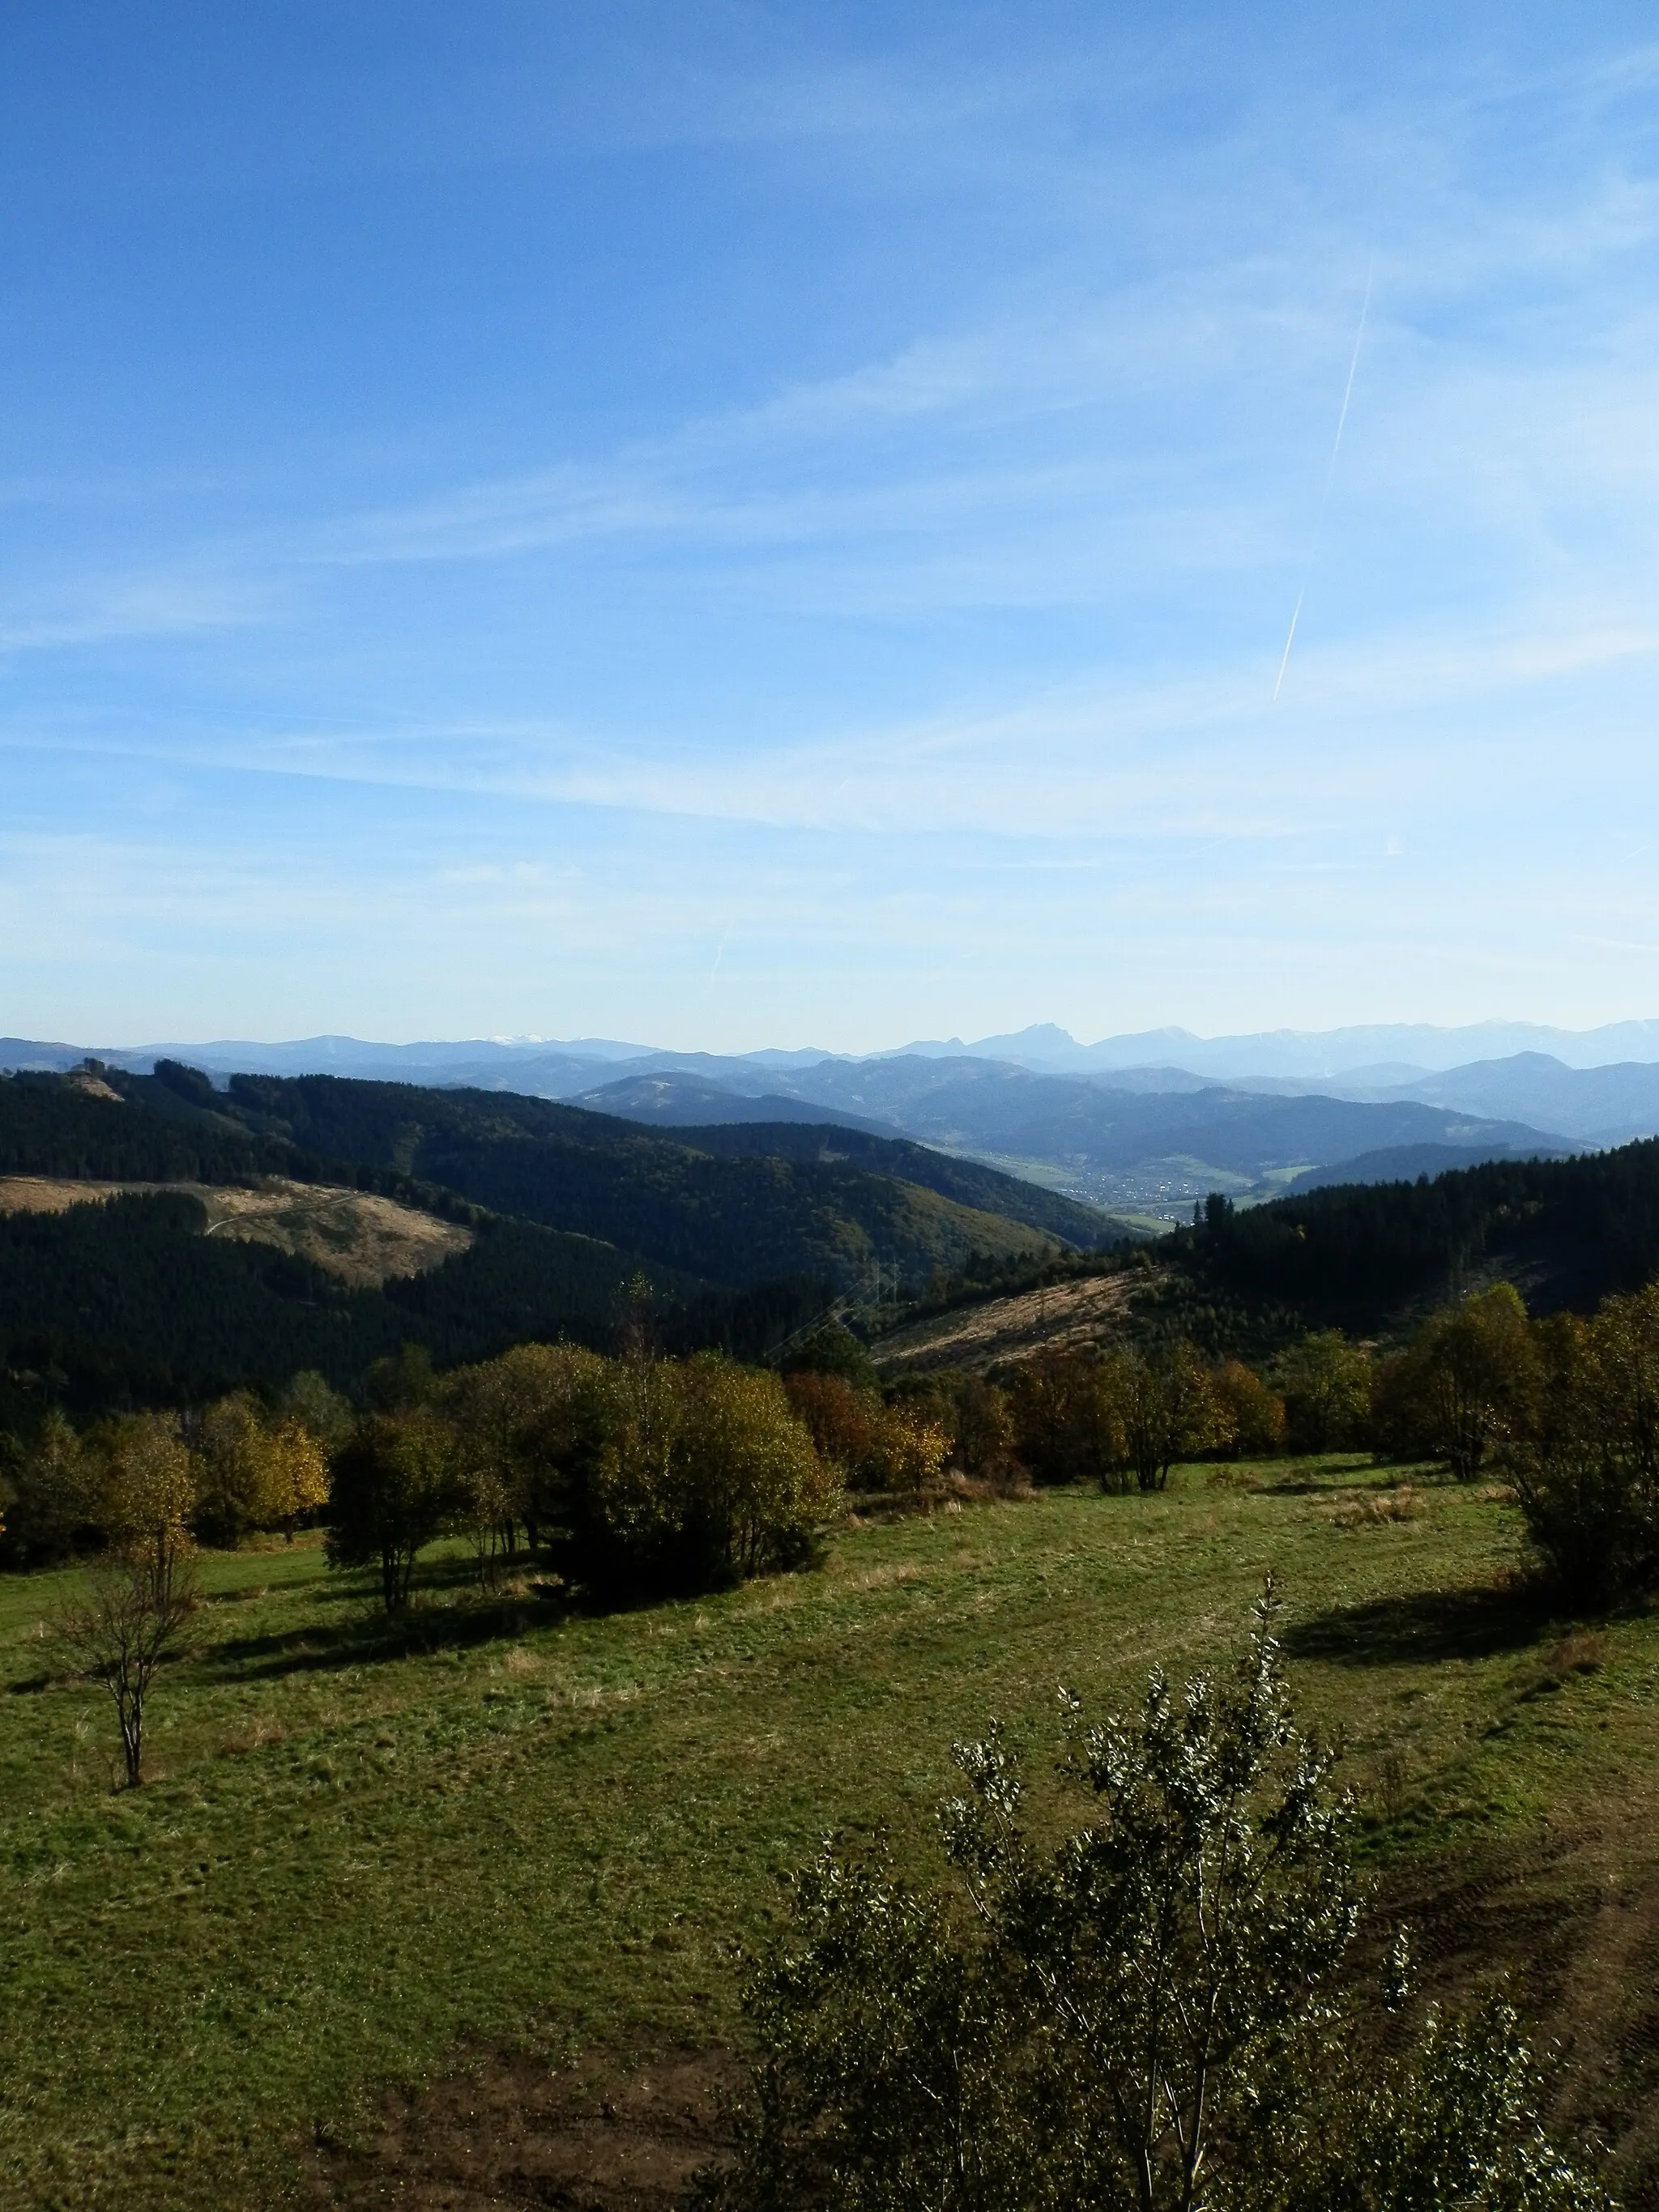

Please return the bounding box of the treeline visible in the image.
[1,1380,333,1568]
[1181,1143,1659,1329]
[771,1321,1288,1497]
[1,1339,846,1607]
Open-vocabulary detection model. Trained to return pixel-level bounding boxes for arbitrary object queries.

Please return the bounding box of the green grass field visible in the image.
[3,1462,1657,2210]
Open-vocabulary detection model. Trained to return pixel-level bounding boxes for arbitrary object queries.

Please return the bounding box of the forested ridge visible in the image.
[0,1068,1107,1425]
[0,1193,693,1425]
[0,1070,284,1183]
[667,1118,1106,1242]
[1179,1138,1659,1328]
[219,1072,1100,1279]
[0,1068,1099,1288]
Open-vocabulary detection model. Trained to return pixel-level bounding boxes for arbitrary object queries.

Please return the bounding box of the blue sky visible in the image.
[3,2,1657,1051]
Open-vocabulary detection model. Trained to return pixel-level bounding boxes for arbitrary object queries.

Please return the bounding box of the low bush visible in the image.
[1505,1287,1659,1603]
[783,1370,948,1495]
[698,1592,1610,2212]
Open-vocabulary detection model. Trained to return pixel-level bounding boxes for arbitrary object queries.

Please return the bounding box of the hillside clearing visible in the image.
[872,1266,1146,1370]
[0,1176,471,1288]
[2,1467,1658,2206]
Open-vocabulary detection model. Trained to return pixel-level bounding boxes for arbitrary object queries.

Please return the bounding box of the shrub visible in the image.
[1100,1339,1221,1492]
[676,1357,842,1581]
[1371,1285,1537,1480]
[784,1371,948,1495]
[190,1394,330,1548]
[192,1392,273,1548]
[784,1371,885,1477]
[586,1352,838,1594]
[1255,1995,1610,2212]
[1209,1358,1286,1458]
[441,1340,610,1577]
[91,1411,197,1575]
[861,1403,949,1494]
[1007,1349,1126,1487]
[2,1409,96,1565]
[699,1593,1609,2212]
[257,1417,329,1541]
[780,1323,876,1388]
[57,1547,198,1788]
[948,1375,1017,1481]
[1507,1291,1659,1602]
[279,1369,353,1450]
[1275,1330,1371,1454]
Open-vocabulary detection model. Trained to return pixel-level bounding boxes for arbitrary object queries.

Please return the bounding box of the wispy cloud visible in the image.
[8,11,1659,1040]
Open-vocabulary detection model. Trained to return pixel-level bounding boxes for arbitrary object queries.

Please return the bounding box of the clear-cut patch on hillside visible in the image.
[872,1267,1147,1372]
[0,1176,471,1289]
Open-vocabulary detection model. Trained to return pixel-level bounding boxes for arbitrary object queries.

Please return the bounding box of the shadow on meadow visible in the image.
[195,1555,573,1681]
[1283,1579,1551,1667]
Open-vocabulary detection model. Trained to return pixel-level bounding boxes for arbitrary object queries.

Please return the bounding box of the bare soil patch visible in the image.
[872,1268,1146,1373]
[0,1175,470,1287]
[308,2045,732,2211]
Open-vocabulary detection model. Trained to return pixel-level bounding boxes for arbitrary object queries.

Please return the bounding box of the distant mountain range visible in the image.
[569,1059,1570,1216]
[11,1016,1659,1084]
[11,1022,1658,1218]
[881,1018,1659,1077]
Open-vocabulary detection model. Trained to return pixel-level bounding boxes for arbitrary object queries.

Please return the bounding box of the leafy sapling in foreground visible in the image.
[941,1589,1358,2210]
[700,1588,1610,2212]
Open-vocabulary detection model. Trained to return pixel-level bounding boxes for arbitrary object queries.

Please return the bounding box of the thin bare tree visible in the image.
[59,1549,198,1788]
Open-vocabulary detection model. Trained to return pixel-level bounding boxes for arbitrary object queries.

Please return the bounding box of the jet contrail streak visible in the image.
[1273,258,1374,703]
[1272,591,1303,704]
[1322,258,1373,500]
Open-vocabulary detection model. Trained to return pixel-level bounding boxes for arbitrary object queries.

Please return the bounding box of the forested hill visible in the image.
[637,1119,1107,1247]
[0,1196,672,1425]
[1178,1138,1659,1331]
[215,1072,1103,1285]
[0,1066,1106,1295]
[0,1066,284,1183]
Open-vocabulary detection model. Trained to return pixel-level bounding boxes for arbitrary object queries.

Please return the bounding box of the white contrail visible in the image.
[1324,258,1373,496]
[1273,258,1374,703]
[1272,591,1304,704]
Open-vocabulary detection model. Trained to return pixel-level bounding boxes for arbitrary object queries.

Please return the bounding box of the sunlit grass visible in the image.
[2,1460,1653,2208]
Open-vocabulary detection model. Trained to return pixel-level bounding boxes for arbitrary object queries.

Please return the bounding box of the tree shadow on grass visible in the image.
[196,1576,572,1681]
[1255,1460,1454,1499]
[1283,1580,1552,1668]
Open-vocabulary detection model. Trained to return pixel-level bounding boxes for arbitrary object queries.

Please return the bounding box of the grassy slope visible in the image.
[2,1472,1657,2209]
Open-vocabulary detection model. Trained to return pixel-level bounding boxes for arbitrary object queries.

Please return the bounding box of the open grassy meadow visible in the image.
[5,1464,1659,2209]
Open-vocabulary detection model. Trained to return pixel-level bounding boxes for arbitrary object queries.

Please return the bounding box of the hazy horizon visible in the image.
[14,1012,1659,1078]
